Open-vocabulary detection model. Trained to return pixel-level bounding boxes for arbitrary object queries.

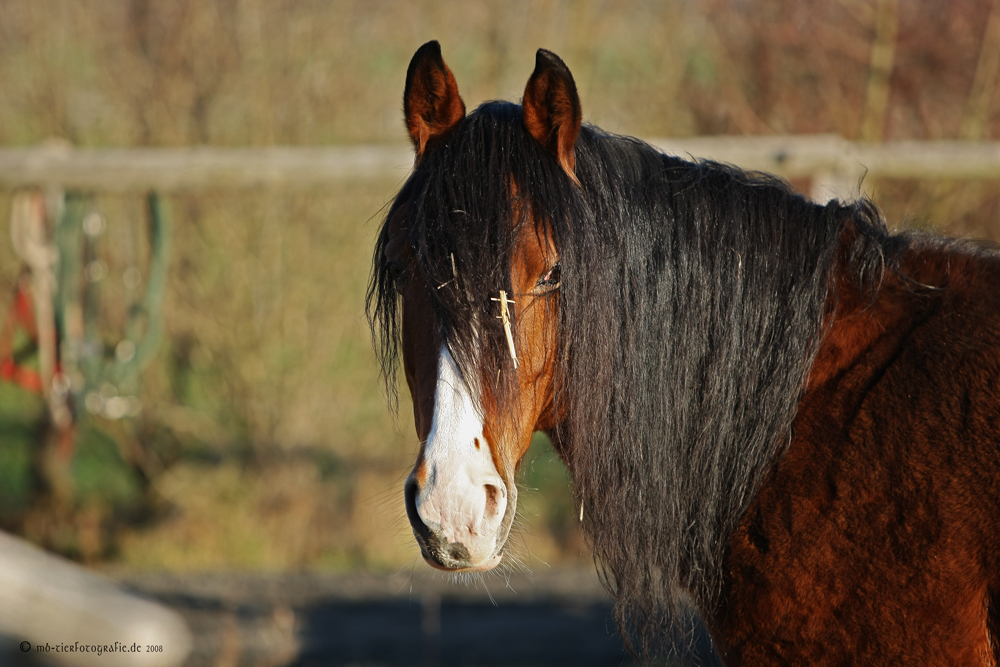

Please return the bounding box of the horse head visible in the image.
[371,41,579,572]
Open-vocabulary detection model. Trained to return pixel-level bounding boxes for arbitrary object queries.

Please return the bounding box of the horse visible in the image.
[367,40,1000,665]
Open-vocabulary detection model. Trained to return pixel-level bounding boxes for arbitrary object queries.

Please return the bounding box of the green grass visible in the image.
[71,424,143,508]
[0,383,45,513]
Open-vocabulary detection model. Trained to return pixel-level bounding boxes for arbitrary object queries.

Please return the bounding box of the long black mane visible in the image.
[368,101,898,656]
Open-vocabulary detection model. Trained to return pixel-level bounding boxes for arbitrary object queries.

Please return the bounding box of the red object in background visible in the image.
[0,277,45,394]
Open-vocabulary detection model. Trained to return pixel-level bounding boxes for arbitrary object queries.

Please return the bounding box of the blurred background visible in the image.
[0,0,998,665]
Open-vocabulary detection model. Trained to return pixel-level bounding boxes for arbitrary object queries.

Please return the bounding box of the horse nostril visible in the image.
[404,477,429,536]
[483,483,503,518]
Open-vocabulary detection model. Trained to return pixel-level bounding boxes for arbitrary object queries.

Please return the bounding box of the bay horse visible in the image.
[368,41,1000,665]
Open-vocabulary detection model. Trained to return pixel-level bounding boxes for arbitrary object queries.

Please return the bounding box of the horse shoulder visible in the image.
[714,244,1000,666]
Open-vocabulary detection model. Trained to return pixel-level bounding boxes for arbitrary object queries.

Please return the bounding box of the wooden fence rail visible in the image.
[1,136,1000,199]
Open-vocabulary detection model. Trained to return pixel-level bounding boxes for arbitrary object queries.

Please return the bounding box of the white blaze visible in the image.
[415,346,507,563]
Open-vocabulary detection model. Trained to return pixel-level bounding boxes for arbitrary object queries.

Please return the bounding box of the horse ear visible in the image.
[522,49,582,181]
[404,41,466,161]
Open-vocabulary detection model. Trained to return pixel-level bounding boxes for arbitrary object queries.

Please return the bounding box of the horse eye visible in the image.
[387,261,408,293]
[536,263,561,292]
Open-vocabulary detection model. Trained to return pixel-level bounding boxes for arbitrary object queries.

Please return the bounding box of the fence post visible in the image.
[810,168,863,204]
[809,141,870,204]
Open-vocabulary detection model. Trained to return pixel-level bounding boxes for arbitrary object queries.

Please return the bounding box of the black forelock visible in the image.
[368,99,898,659]
[368,100,585,411]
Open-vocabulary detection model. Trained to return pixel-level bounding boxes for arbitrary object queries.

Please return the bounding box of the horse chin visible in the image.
[422,552,503,573]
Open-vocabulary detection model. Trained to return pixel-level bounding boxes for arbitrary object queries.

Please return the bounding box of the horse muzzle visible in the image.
[404,468,516,572]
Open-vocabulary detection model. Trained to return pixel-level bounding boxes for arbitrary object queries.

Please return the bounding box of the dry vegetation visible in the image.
[0,0,998,572]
